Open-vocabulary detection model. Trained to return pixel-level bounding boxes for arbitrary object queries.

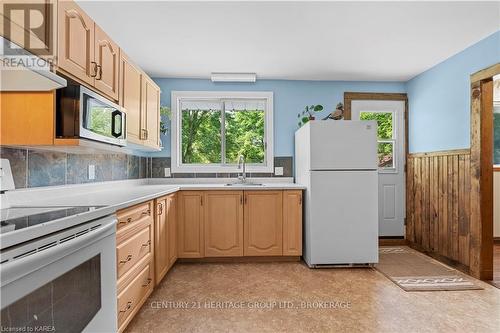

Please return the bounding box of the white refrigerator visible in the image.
[295,120,379,267]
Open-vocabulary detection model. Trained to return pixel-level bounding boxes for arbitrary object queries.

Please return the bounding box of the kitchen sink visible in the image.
[224,182,264,187]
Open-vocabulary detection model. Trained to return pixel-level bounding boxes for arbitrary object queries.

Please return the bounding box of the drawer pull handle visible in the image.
[141,209,151,216]
[119,255,133,264]
[119,301,132,313]
[142,278,152,287]
[141,240,151,247]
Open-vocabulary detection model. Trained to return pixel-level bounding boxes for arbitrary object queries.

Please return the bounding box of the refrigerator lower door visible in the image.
[304,170,378,266]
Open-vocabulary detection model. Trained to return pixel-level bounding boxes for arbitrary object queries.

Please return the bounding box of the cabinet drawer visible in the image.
[117,201,152,235]
[117,225,152,278]
[117,261,154,331]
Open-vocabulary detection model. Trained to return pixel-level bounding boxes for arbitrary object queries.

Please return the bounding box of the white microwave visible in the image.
[56,81,127,146]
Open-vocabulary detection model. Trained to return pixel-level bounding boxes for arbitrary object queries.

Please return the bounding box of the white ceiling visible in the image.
[77,1,500,81]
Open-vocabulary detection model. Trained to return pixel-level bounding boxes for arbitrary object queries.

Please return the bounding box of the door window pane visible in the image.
[359,111,393,139]
[180,100,222,164]
[225,100,266,164]
[378,142,394,168]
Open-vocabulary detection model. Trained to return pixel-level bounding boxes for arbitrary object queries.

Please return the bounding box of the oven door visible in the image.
[0,215,117,333]
[80,86,127,147]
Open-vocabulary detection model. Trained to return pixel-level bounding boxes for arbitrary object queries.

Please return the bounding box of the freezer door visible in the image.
[305,170,378,265]
[309,121,377,170]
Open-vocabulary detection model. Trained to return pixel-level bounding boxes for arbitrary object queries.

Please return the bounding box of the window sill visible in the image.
[171,164,274,174]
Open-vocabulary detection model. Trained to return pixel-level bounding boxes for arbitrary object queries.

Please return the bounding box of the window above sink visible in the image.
[171,91,274,173]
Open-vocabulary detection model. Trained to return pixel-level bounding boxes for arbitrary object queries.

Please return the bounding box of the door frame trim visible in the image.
[469,63,499,280]
[344,92,409,235]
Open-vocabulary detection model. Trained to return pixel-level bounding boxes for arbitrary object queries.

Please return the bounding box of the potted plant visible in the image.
[160,106,171,135]
[298,104,323,127]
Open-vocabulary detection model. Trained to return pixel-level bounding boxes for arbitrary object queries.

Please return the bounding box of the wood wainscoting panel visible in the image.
[407,149,472,270]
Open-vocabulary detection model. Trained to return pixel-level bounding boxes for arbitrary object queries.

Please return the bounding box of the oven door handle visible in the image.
[111,110,123,138]
[0,216,116,287]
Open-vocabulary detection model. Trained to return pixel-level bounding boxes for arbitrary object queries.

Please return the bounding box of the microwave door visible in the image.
[80,87,126,146]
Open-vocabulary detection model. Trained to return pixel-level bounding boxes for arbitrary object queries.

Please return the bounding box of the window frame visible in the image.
[359,109,398,173]
[171,91,274,173]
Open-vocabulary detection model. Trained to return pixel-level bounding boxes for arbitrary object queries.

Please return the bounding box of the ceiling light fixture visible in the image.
[210,72,257,83]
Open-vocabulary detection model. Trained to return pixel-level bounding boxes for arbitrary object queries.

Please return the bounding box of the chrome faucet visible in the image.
[237,155,247,183]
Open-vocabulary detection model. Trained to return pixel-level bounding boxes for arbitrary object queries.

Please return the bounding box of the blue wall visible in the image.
[406,31,500,153]
[152,79,405,157]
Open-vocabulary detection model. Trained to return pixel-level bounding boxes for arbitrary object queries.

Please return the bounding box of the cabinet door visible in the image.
[142,77,160,148]
[204,191,244,257]
[178,191,204,258]
[57,0,95,85]
[166,194,177,269]
[154,197,168,284]
[94,24,119,101]
[244,191,283,256]
[119,52,142,144]
[283,190,303,256]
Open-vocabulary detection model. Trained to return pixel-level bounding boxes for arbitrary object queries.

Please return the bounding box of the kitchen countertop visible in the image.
[0,178,305,248]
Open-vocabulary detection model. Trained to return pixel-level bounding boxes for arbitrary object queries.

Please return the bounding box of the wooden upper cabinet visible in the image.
[244,191,283,256]
[283,190,303,256]
[204,191,244,257]
[57,0,95,85]
[94,24,119,101]
[119,52,143,144]
[143,77,161,148]
[178,191,204,258]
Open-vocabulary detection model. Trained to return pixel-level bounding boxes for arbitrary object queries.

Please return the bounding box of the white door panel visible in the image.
[352,100,406,236]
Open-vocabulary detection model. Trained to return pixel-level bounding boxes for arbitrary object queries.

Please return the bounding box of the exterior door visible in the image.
[352,100,406,236]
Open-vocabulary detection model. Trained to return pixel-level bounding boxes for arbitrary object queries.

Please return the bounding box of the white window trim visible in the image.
[359,109,398,173]
[171,91,274,173]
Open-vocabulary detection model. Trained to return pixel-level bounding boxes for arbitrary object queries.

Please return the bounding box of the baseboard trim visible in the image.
[178,256,301,263]
[379,237,408,246]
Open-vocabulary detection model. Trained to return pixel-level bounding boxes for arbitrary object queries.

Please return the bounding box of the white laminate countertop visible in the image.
[2,178,305,219]
[0,178,305,248]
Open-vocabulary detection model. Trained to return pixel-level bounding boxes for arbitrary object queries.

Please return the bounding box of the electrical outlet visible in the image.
[88,165,96,180]
[274,167,284,176]
[164,167,171,178]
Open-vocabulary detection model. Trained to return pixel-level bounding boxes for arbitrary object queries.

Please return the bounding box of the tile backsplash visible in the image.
[0,147,293,189]
[0,147,150,189]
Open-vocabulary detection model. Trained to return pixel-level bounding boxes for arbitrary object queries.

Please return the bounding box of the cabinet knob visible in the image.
[90,61,98,77]
[119,301,133,313]
[142,278,152,287]
[96,64,103,80]
[119,254,133,264]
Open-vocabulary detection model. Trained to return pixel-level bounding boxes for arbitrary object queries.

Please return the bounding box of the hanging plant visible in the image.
[159,106,171,135]
[297,104,323,127]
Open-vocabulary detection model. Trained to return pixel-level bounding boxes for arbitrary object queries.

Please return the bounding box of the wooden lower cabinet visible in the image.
[283,190,303,256]
[178,191,204,258]
[154,193,177,285]
[116,201,154,333]
[204,191,244,257]
[117,256,154,333]
[244,191,283,256]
